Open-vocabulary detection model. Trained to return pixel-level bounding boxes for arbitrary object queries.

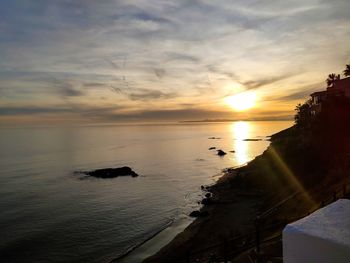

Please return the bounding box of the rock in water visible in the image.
[205,192,212,198]
[217,149,227,156]
[83,166,139,178]
[209,147,216,150]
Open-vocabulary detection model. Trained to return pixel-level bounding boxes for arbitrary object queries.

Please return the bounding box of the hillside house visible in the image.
[310,77,350,114]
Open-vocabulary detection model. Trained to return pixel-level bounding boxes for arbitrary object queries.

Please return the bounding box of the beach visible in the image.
[143,168,261,263]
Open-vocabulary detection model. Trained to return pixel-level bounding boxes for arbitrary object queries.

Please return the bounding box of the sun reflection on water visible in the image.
[231,121,250,165]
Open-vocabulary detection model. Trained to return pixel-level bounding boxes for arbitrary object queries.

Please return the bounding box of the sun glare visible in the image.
[225,92,257,111]
[231,122,250,165]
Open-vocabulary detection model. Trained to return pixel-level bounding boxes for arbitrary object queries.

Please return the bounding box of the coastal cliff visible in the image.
[143,97,350,263]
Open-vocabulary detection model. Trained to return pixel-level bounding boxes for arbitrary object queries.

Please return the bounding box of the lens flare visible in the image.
[268,146,316,208]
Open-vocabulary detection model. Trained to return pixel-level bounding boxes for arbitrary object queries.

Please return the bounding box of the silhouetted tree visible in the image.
[294,99,312,127]
[326,73,340,88]
[343,63,350,77]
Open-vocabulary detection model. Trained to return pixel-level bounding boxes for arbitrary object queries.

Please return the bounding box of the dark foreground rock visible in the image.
[201,197,214,205]
[189,210,209,218]
[81,166,139,178]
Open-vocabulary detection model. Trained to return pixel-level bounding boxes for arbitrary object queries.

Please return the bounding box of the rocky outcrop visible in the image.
[80,166,139,178]
[217,150,227,156]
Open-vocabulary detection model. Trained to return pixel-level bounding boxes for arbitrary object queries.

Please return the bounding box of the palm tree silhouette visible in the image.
[343,63,350,77]
[326,73,340,88]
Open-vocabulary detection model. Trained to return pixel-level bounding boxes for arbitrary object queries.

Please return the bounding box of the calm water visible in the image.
[0,121,292,263]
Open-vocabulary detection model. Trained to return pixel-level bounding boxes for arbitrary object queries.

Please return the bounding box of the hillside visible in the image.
[143,97,350,263]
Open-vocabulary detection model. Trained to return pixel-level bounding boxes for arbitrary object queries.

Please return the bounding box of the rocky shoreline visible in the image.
[142,161,264,263]
[143,117,350,262]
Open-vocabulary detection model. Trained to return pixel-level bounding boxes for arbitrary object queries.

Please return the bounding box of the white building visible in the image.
[283,199,350,263]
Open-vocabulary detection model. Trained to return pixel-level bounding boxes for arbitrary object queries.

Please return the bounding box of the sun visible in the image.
[225,92,257,111]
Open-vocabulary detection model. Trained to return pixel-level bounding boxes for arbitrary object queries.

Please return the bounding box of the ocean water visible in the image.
[0,121,292,263]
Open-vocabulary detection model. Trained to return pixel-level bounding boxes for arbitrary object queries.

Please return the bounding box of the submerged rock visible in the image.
[209,147,216,150]
[200,185,210,191]
[217,150,227,156]
[243,138,262,141]
[81,166,139,178]
[208,137,221,140]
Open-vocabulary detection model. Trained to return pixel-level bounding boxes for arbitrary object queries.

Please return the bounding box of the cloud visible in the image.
[0,72,85,99]
[0,104,219,121]
[0,104,126,117]
[206,65,238,81]
[0,106,73,115]
[79,108,234,122]
[48,79,85,97]
[153,68,166,79]
[113,9,173,25]
[0,71,120,99]
[277,82,324,101]
[1,1,350,124]
[127,88,177,101]
[242,74,296,90]
[165,52,200,63]
[82,108,295,122]
[83,82,107,88]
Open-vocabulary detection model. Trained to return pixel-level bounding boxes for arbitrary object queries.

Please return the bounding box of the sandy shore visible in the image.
[115,217,193,263]
[142,168,265,263]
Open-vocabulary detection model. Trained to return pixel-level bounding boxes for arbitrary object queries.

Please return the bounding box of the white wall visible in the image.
[283,199,350,263]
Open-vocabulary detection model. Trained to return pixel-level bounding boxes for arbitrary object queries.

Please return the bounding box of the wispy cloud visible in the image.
[0,106,70,116]
[48,79,85,97]
[242,74,297,90]
[0,0,350,124]
[153,68,166,79]
[127,88,177,101]
[277,82,324,101]
[0,104,126,117]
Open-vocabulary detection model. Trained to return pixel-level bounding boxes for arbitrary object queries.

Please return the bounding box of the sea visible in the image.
[0,121,292,263]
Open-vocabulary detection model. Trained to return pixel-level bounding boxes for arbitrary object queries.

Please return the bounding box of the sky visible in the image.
[1,0,350,125]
